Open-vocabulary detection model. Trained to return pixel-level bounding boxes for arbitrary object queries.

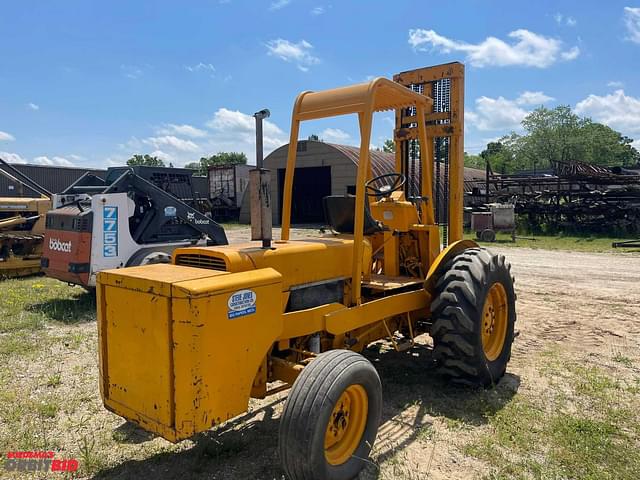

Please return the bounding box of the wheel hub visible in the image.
[324,384,368,465]
[481,282,508,361]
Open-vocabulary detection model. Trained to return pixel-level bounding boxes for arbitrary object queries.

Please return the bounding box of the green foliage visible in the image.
[383,139,396,153]
[479,141,515,174]
[464,152,485,169]
[186,152,248,175]
[308,134,320,141]
[480,106,640,174]
[126,154,165,167]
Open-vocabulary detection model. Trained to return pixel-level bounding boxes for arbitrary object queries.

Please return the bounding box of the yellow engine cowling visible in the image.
[97,264,283,442]
[172,237,372,291]
[96,237,373,442]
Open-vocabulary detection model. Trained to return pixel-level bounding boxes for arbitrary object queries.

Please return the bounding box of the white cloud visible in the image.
[0,151,27,164]
[185,62,215,73]
[0,151,80,166]
[206,108,287,153]
[27,103,39,111]
[515,91,555,105]
[157,124,207,138]
[408,28,580,68]
[321,128,351,143]
[142,135,200,152]
[311,6,324,15]
[554,13,577,27]
[624,7,640,43]
[33,156,74,167]
[149,150,176,164]
[575,89,640,138]
[113,108,288,167]
[467,91,553,131]
[121,64,143,79]
[270,0,290,10]
[560,46,580,61]
[0,131,15,142]
[608,80,624,88]
[266,38,320,71]
[468,96,529,131]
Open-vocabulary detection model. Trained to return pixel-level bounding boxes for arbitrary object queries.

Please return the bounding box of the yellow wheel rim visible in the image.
[481,282,508,361]
[324,384,368,466]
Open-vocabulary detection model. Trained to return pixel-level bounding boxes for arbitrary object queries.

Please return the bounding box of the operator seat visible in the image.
[322,195,385,235]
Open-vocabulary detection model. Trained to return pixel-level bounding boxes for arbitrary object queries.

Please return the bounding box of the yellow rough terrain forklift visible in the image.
[97,62,516,480]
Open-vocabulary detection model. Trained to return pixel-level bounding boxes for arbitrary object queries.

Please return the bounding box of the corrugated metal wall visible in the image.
[0,164,106,197]
[239,140,485,224]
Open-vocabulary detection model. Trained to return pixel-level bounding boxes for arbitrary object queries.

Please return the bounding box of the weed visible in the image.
[46,373,62,388]
[78,434,106,474]
[613,353,633,367]
[36,399,59,418]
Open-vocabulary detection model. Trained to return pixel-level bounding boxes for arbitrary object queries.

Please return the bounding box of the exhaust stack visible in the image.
[250,109,273,249]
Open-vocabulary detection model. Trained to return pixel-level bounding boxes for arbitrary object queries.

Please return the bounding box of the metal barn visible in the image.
[0,163,106,197]
[239,140,485,225]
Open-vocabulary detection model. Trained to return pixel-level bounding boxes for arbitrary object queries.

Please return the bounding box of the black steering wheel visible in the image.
[365,173,406,198]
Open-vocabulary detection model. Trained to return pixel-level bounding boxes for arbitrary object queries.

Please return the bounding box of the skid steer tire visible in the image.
[279,350,382,480]
[430,247,516,387]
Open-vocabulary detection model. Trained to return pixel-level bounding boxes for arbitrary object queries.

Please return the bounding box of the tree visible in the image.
[464,152,485,170]
[185,152,248,175]
[480,139,518,174]
[126,154,165,167]
[382,139,395,153]
[479,106,640,174]
[308,134,320,141]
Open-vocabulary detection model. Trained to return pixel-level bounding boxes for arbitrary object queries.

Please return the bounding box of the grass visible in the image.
[0,276,94,332]
[465,351,640,480]
[1,267,639,478]
[0,276,94,361]
[464,230,640,253]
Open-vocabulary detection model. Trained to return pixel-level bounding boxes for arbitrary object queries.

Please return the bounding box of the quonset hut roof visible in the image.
[326,142,484,193]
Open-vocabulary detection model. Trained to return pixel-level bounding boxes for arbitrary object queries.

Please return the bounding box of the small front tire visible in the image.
[279,350,382,480]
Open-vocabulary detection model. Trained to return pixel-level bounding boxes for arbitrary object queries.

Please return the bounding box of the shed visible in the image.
[0,163,106,197]
[239,140,484,225]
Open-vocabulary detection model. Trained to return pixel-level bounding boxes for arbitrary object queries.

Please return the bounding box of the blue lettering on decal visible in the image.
[103,206,118,257]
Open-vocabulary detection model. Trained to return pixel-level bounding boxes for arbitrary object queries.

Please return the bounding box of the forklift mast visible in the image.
[393,62,465,247]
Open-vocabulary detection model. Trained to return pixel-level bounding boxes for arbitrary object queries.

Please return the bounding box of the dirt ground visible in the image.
[1,228,639,479]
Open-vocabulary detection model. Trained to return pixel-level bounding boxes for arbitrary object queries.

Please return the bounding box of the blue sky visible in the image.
[1,1,639,168]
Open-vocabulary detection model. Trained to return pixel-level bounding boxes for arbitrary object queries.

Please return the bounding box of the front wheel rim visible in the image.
[324,384,368,465]
[481,282,508,361]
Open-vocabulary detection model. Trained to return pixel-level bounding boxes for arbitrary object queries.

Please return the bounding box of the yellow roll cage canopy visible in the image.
[280,71,463,306]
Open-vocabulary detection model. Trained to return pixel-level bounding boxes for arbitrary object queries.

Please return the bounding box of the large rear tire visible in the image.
[430,247,516,386]
[279,350,382,480]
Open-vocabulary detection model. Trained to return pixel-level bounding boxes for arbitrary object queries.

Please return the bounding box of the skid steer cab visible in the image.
[97,62,517,480]
[42,166,227,288]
